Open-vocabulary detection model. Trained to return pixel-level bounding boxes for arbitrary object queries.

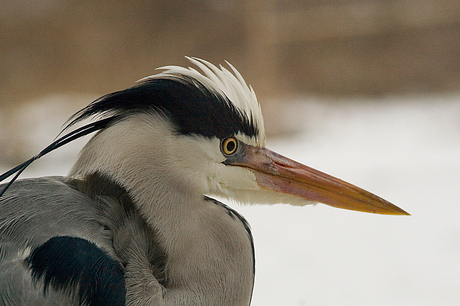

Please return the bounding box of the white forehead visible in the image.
[139,57,266,147]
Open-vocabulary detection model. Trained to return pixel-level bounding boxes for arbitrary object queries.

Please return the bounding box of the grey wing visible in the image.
[0,176,125,306]
[0,245,71,306]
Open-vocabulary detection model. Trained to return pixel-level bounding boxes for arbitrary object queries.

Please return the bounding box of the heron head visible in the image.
[67,58,407,215]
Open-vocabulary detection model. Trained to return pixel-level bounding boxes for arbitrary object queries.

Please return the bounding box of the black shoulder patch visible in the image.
[27,236,125,306]
[66,78,259,139]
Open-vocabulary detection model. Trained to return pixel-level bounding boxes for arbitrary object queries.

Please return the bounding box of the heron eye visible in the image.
[221,137,238,155]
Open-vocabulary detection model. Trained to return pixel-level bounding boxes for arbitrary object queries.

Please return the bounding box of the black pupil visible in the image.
[226,140,236,152]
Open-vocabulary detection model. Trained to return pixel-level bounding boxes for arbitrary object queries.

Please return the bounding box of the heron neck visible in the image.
[68,115,209,240]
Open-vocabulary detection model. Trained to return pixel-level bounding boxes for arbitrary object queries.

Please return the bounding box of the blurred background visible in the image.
[2,0,460,161]
[1,1,460,305]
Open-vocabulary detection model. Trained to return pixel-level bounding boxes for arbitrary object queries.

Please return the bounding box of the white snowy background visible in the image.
[1,94,459,305]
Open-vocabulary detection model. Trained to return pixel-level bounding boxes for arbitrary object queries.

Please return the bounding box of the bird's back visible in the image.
[0,176,127,306]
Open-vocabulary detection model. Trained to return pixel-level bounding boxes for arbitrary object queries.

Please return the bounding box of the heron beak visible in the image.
[230,146,409,215]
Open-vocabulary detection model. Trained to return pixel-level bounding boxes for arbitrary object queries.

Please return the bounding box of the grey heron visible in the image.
[0,57,408,306]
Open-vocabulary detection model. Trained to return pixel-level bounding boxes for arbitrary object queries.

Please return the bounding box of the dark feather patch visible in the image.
[0,74,259,196]
[65,78,259,139]
[27,236,125,306]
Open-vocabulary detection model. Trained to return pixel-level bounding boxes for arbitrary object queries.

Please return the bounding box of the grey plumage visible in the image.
[0,176,123,305]
[0,174,254,305]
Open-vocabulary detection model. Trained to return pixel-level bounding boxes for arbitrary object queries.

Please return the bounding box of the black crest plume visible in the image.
[0,58,263,196]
